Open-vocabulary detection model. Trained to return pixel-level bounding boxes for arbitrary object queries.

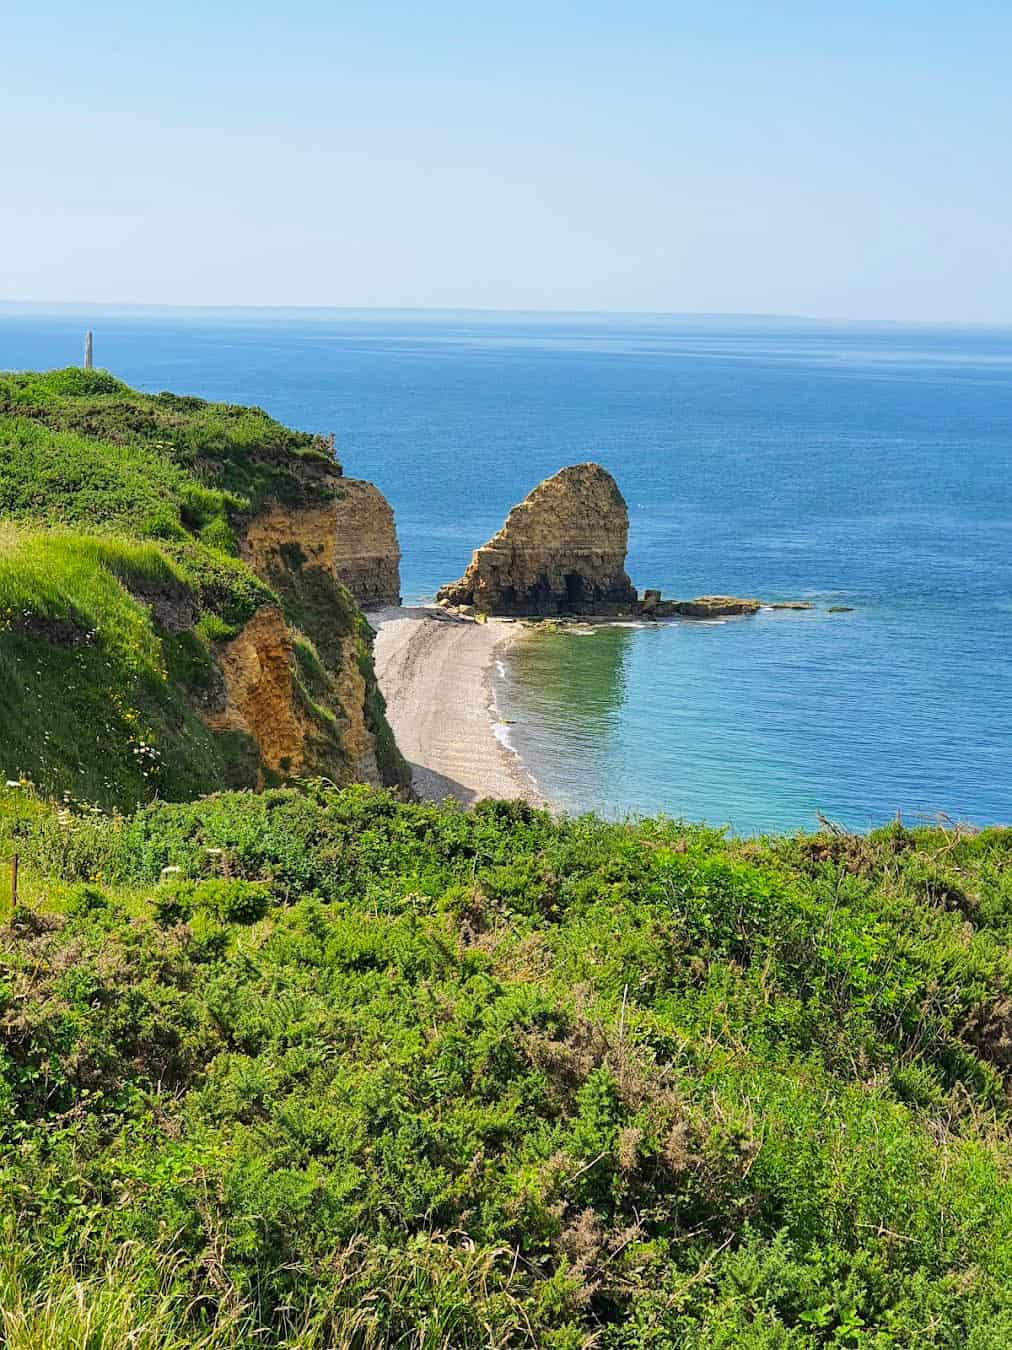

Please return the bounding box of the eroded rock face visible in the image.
[437,464,637,616]
[229,470,410,793]
[328,479,401,608]
[241,478,400,610]
[204,604,386,788]
[204,607,308,783]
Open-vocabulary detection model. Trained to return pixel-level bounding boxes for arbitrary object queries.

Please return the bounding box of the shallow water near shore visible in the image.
[3,308,1011,832]
[496,606,1011,833]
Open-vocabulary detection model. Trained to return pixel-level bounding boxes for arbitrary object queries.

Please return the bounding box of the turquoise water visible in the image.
[2,308,1011,832]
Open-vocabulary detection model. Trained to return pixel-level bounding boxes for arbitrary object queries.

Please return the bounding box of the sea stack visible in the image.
[437,463,637,616]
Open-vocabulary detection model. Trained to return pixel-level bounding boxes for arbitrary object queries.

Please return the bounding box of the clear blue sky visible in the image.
[4,2,1011,320]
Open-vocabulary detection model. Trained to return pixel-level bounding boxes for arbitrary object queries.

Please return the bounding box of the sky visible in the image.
[3,2,1011,321]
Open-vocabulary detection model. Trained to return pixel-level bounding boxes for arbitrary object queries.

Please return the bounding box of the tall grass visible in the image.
[0,525,179,673]
[0,1229,536,1349]
[0,1232,253,1350]
[0,525,250,807]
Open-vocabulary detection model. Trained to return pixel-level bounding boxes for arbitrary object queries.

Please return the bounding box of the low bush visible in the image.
[154,877,273,925]
[1,783,1011,1345]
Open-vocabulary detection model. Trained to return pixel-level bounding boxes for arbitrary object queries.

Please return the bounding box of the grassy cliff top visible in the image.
[1,784,1012,1345]
[0,367,341,541]
[0,523,270,805]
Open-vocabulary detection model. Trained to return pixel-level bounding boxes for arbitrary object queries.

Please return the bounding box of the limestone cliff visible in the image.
[242,477,400,610]
[229,465,409,792]
[437,464,638,616]
[203,605,385,788]
[204,607,311,784]
[0,368,411,809]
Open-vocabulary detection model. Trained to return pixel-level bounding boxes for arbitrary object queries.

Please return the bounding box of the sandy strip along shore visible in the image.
[370,606,544,806]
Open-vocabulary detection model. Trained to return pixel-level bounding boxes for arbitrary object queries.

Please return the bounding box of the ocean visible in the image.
[2,308,1010,833]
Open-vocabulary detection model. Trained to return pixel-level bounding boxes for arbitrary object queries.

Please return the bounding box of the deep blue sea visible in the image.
[2,308,1011,833]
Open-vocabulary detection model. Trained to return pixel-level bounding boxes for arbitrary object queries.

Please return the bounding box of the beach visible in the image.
[371,606,543,806]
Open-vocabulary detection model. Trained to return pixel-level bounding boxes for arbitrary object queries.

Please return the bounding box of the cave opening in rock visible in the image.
[564,573,585,607]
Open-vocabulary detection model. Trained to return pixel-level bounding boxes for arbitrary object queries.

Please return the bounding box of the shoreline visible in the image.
[370,606,544,807]
[371,603,821,812]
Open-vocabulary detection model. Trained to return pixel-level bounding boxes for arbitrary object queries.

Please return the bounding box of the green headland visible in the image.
[0,367,408,808]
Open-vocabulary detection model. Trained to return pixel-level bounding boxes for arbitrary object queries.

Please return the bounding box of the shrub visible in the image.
[2,785,1012,1345]
[155,877,272,926]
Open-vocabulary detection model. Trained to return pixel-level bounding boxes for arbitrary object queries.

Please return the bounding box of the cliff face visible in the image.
[202,605,385,788]
[204,607,310,782]
[241,478,401,611]
[328,479,401,609]
[232,476,408,791]
[437,464,638,617]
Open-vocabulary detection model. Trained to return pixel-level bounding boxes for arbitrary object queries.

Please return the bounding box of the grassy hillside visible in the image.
[2,782,1012,1346]
[0,369,408,805]
[0,524,268,804]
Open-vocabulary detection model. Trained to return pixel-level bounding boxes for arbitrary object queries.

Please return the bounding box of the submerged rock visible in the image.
[436,463,638,616]
[655,595,762,619]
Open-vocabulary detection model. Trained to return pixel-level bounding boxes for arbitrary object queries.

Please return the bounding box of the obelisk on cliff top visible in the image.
[83,331,93,369]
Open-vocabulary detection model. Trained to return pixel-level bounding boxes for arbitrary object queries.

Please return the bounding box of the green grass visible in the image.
[0,1230,256,1350]
[2,783,1012,1346]
[0,367,340,521]
[0,525,384,808]
[0,525,258,807]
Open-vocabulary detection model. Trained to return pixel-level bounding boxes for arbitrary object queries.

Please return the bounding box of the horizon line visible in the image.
[1,299,1010,331]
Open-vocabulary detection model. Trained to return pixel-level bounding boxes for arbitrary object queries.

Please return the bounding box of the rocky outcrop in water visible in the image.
[436,464,817,624]
[436,463,638,616]
[652,595,762,618]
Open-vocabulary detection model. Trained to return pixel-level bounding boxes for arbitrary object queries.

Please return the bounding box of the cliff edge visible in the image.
[242,477,400,611]
[0,368,410,807]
